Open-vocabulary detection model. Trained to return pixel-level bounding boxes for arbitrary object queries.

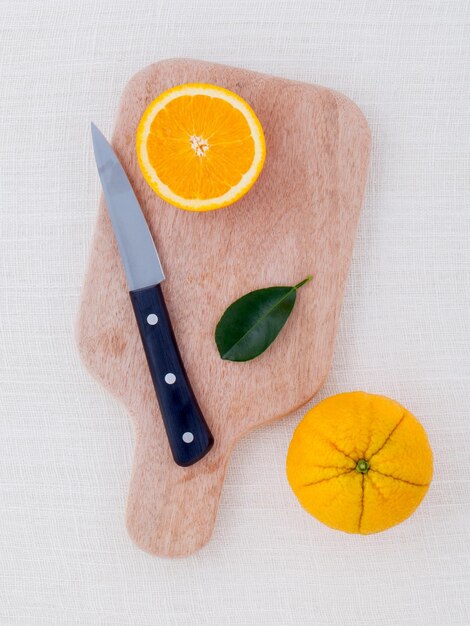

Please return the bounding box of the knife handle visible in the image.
[129,284,214,467]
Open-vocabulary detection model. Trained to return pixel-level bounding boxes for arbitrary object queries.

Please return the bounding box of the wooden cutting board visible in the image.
[76,58,370,557]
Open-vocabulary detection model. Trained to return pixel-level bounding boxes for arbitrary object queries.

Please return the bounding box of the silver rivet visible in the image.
[147,314,158,325]
[164,373,176,384]
[182,432,194,443]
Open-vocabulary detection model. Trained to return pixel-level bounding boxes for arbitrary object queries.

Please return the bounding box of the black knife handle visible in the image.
[129,284,214,466]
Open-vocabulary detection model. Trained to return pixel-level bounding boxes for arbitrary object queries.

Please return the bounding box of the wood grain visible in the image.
[76,58,370,557]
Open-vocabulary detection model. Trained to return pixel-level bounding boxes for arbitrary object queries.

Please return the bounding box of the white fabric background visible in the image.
[1,1,469,624]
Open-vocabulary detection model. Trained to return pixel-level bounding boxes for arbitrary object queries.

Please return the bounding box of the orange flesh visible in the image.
[146,95,256,200]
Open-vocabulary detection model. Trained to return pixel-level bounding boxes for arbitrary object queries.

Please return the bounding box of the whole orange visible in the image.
[286,391,433,534]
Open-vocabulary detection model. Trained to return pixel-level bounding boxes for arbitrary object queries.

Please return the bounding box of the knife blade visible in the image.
[91,123,214,466]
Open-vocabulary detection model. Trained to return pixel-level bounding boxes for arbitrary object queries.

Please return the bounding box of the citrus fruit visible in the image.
[136,83,266,211]
[286,391,433,534]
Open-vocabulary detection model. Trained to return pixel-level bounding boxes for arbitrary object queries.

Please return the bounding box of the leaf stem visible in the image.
[294,275,313,290]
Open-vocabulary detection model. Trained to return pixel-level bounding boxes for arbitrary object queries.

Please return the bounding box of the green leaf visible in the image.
[215,276,312,362]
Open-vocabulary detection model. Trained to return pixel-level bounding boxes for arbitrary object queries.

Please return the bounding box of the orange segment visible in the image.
[296,470,363,534]
[369,411,433,485]
[136,84,266,211]
[361,470,429,534]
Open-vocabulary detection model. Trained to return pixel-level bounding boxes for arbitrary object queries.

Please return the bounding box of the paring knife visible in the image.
[91,123,214,466]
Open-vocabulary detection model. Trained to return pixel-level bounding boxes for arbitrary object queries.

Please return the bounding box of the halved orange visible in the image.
[136,83,266,211]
